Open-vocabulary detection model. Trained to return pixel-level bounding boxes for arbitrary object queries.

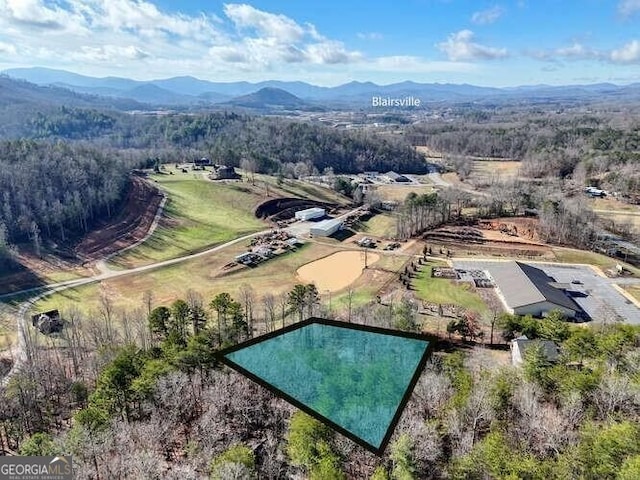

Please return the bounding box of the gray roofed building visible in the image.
[510,335,561,365]
[385,171,410,183]
[488,261,580,318]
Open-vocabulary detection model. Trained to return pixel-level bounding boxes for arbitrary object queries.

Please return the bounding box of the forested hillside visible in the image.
[0,105,425,259]
[408,113,640,196]
[3,292,639,478]
[5,106,427,175]
[0,141,141,246]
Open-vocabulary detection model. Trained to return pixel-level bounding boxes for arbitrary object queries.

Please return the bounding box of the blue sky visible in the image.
[0,0,639,86]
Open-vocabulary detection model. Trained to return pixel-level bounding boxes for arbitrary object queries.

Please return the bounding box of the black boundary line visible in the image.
[215,317,436,455]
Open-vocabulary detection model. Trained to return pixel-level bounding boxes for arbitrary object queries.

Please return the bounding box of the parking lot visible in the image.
[453,260,640,324]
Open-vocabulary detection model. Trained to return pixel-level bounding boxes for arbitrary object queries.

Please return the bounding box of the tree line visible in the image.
[8,107,429,175]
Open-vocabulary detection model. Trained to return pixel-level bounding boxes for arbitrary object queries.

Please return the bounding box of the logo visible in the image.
[0,456,72,480]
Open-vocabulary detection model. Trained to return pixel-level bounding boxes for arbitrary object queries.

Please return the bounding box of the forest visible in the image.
[0,141,140,247]
[9,107,426,175]
[0,108,425,255]
[2,287,639,479]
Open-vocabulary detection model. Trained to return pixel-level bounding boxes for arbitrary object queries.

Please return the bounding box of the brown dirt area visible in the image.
[0,177,163,295]
[423,219,554,259]
[75,176,163,261]
[296,250,381,292]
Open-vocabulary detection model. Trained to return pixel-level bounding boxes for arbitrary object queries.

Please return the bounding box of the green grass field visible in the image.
[412,265,488,314]
[36,242,343,315]
[331,288,377,310]
[109,174,268,268]
[109,172,349,270]
[356,213,397,238]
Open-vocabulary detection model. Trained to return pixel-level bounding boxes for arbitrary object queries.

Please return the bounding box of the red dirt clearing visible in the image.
[75,176,163,261]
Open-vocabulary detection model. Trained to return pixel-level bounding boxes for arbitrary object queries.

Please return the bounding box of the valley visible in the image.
[0,65,639,479]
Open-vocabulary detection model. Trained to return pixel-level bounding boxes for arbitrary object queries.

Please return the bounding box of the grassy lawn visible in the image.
[109,172,350,270]
[332,288,376,309]
[591,197,639,213]
[356,213,397,238]
[596,212,640,234]
[471,160,521,181]
[37,242,342,315]
[109,174,268,268]
[624,285,640,303]
[552,247,640,276]
[0,306,16,354]
[372,184,435,202]
[412,265,488,314]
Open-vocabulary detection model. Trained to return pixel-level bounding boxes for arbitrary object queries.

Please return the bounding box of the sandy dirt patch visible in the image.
[296,250,380,292]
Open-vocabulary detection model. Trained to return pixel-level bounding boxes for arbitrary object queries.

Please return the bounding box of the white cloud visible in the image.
[0,41,16,55]
[72,45,151,62]
[437,30,508,61]
[0,0,366,77]
[619,0,640,17]
[0,1,486,82]
[610,40,640,63]
[531,40,640,64]
[223,3,305,43]
[471,6,504,25]
[216,4,361,67]
[1,0,88,33]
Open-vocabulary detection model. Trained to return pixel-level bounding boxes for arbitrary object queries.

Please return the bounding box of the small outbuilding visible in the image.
[211,165,241,180]
[194,157,212,167]
[295,207,326,221]
[310,218,343,237]
[31,310,64,334]
[510,335,560,366]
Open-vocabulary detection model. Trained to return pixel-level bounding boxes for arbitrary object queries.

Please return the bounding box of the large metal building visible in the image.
[309,218,343,237]
[295,207,325,221]
[488,261,580,318]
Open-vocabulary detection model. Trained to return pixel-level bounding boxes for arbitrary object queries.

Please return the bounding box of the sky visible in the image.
[1,0,640,86]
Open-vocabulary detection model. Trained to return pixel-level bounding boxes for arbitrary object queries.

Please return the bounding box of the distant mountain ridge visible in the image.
[222,87,321,110]
[3,67,640,108]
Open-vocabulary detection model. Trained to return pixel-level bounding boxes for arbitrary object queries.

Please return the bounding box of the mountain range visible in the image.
[3,67,640,110]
